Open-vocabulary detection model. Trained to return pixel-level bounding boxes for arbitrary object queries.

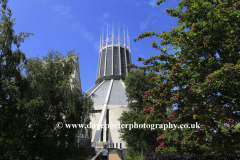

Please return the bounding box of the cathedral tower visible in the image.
[95,23,131,84]
[86,23,131,157]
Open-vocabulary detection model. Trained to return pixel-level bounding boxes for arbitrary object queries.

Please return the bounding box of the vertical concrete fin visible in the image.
[112,22,114,75]
[118,23,121,76]
[91,79,114,147]
[104,24,108,76]
[120,79,126,88]
[102,26,104,48]
[123,26,128,76]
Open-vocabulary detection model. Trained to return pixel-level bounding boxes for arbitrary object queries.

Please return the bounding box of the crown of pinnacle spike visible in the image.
[96,23,131,84]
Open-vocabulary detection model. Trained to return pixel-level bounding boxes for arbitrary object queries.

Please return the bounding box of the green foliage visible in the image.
[0,0,34,159]
[0,1,94,159]
[19,50,94,159]
[128,0,240,156]
[119,111,161,155]
[124,147,145,160]
[233,123,240,132]
[124,69,158,112]
[119,69,176,155]
[125,152,145,160]
[65,146,93,160]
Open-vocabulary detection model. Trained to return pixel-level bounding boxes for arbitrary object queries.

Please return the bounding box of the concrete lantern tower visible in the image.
[85,23,131,157]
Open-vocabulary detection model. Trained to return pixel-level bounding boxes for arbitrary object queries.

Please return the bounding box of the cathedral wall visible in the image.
[89,105,130,149]
[108,106,129,149]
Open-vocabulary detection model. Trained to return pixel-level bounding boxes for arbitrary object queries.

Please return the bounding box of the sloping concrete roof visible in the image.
[86,80,128,105]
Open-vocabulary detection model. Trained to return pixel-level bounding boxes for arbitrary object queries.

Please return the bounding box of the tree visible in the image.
[233,123,240,132]
[124,68,158,112]
[20,50,94,159]
[119,69,174,156]
[233,123,240,153]
[0,1,94,158]
[128,0,240,155]
[0,0,33,159]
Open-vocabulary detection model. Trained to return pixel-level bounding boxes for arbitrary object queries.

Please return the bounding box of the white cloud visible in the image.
[94,42,100,51]
[70,23,94,42]
[149,0,158,7]
[79,29,94,42]
[103,13,110,18]
[53,5,72,18]
[140,21,148,30]
[135,2,142,7]
[70,23,99,53]
[98,13,110,22]
[152,19,157,24]
[140,13,156,30]
[134,1,148,7]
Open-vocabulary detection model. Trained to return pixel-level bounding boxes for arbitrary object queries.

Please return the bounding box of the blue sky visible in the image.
[7,0,236,130]
[8,0,185,93]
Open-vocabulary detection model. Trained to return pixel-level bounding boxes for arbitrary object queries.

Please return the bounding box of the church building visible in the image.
[85,23,132,159]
